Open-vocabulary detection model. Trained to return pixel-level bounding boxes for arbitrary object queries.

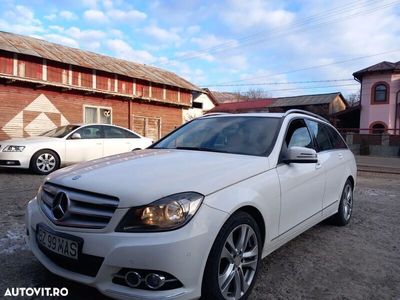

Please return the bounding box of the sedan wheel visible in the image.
[202,211,261,300]
[36,153,56,173]
[219,224,258,299]
[30,150,60,175]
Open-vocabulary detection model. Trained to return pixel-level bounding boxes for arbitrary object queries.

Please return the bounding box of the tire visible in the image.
[30,150,60,175]
[202,211,262,300]
[331,179,354,226]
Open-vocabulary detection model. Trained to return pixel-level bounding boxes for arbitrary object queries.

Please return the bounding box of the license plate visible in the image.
[36,225,81,260]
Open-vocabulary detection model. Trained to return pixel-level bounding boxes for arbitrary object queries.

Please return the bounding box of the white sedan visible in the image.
[0,124,152,174]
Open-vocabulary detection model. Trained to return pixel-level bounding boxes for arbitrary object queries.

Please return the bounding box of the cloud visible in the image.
[187,25,201,35]
[59,10,78,21]
[105,39,155,63]
[81,0,99,8]
[65,27,106,41]
[46,10,78,21]
[191,34,238,49]
[108,9,147,22]
[84,7,147,24]
[221,0,294,31]
[44,14,56,21]
[142,24,181,44]
[0,5,44,34]
[84,9,108,23]
[43,34,79,48]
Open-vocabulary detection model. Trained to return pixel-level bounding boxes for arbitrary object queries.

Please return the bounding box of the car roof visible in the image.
[201,112,285,118]
[66,123,145,137]
[201,110,330,124]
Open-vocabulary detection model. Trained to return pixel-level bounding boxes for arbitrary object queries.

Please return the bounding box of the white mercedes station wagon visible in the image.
[0,124,152,175]
[25,110,357,300]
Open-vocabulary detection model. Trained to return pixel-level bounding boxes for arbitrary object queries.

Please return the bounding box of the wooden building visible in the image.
[0,31,200,141]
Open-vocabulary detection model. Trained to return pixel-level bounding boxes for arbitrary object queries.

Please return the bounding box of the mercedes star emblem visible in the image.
[51,192,70,220]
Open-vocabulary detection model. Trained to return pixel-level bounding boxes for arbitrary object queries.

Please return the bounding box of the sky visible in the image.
[0,0,399,98]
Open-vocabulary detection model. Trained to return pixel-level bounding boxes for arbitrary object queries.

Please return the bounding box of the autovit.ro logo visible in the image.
[4,287,68,297]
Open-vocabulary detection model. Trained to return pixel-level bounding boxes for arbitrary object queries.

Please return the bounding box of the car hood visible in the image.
[46,149,270,208]
[1,136,61,145]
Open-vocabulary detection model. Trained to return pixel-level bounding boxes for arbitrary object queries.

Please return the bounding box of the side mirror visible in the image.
[70,133,81,140]
[283,146,318,164]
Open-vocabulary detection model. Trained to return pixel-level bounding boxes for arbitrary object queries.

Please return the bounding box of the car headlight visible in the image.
[2,145,25,152]
[116,192,204,232]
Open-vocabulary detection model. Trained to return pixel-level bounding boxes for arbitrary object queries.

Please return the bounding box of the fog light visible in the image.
[145,273,165,289]
[125,271,141,288]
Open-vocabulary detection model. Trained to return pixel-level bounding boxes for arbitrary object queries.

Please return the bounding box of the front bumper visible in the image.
[0,151,31,169]
[25,198,228,300]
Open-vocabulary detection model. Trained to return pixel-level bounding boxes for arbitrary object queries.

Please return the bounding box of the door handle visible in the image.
[315,161,322,169]
[338,153,344,159]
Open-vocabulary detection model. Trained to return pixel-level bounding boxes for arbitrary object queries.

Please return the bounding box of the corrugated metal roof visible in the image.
[0,31,200,91]
[208,99,275,113]
[353,60,400,80]
[210,91,250,103]
[268,92,343,107]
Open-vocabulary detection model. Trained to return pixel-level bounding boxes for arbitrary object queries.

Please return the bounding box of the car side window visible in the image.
[285,119,314,149]
[123,129,140,139]
[103,126,140,139]
[74,126,103,139]
[103,127,127,139]
[305,120,333,152]
[326,126,347,149]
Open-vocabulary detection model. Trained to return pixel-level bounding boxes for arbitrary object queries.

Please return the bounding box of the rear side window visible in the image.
[326,126,347,149]
[305,120,332,152]
[103,126,140,139]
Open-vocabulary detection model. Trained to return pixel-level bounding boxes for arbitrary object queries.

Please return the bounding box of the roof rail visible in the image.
[283,109,329,122]
[202,112,231,117]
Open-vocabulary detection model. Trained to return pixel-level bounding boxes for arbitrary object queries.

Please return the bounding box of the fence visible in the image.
[338,128,400,157]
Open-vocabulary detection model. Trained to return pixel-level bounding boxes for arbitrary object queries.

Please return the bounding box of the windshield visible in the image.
[153,116,281,156]
[40,125,80,138]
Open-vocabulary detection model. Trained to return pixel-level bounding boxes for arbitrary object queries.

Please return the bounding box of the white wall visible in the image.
[182,92,216,122]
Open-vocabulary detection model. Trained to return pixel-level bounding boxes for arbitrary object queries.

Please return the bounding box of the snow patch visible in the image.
[0,226,28,255]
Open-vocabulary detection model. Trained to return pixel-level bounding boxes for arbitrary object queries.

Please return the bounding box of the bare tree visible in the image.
[347,89,361,106]
[245,88,269,99]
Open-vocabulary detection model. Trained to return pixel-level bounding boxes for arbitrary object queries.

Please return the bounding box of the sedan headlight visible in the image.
[116,192,204,232]
[2,145,25,152]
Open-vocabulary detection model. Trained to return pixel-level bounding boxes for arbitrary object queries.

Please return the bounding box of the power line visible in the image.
[247,83,359,93]
[203,79,355,88]
[167,0,371,61]
[181,0,400,62]
[161,0,399,64]
[201,48,400,86]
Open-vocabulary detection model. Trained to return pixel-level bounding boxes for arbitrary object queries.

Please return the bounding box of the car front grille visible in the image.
[39,182,119,229]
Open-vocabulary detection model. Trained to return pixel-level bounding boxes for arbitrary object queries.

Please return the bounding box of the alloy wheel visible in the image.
[36,153,56,173]
[343,184,353,220]
[218,224,259,300]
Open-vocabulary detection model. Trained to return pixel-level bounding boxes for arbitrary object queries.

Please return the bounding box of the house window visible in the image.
[84,105,112,124]
[192,101,203,109]
[370,122,387,134]
[372,82,389,104]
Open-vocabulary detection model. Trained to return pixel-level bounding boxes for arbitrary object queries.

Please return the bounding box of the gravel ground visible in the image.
[0,168,399,300]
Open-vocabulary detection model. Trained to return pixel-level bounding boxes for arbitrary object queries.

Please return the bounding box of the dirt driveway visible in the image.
[0,169,399,299]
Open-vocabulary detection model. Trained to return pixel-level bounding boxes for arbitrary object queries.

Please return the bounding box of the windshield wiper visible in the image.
[175,146,229,154]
